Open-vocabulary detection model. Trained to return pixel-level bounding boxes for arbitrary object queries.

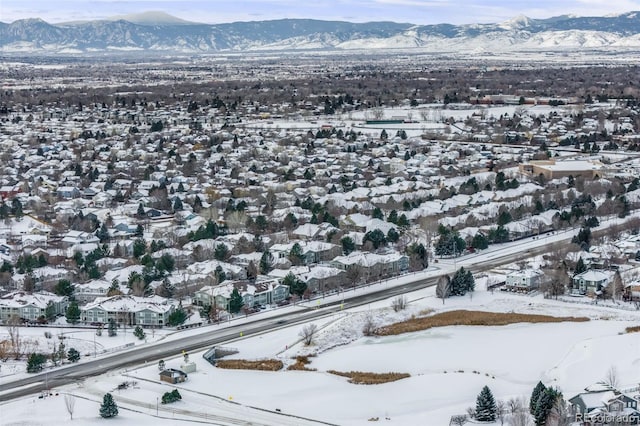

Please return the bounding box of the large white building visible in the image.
[81,295,175,328]
[0,291,68,323]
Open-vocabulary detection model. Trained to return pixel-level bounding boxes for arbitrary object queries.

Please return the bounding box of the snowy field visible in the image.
[2,283,639,426]
[0,325,172,379]
[236,103,576,140]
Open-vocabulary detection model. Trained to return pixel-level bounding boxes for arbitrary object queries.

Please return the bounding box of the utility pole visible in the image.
[452,239,457,270]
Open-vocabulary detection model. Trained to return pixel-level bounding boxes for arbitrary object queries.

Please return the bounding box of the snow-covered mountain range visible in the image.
[3,11,640,54]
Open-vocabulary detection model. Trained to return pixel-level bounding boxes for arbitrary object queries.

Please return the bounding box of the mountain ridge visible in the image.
[3,12,640,54]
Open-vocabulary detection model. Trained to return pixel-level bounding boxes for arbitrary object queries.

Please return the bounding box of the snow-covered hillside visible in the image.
[5,12,640,54]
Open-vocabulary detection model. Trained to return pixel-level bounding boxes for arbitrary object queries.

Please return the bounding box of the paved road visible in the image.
[0,274,441,402]
[0,228,592,402]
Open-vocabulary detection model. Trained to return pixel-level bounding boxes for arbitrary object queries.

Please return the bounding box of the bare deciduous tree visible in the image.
[496,400,507,426]
[604,271,624,301]
[0,340,11,361]
[510,411,533,426]
[450,414,467,426]
[225,211,248,232]
[391,295,407,312]
[604,365,619,389]
[465,406,476,419]
[435,275,451,304]
[419,216,439,263]
[550,396,572,426]
[7,315,22,360]
[209,303,220,323]
[345,265,363,288]
[64,394,76,420]
[541,267,568,299]
[362,313,376,336]
[299,324,318,346]
[507,397,532,426]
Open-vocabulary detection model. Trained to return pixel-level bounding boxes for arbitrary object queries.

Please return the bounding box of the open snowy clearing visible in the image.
[0,325,172,379]
[2,285,639,426]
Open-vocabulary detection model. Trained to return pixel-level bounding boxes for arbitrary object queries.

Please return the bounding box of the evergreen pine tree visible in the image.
[465,270,475,293]
[340,236,356,255]
[259,250,274,274]
[451,267,470,296]
[475,385,497,422]
[214,265,226,284]
[283,273,307,298]
[288,243,304,266]
[45,301,57,322]
[530,381,547,415]
[534,387,561,426]
[96,223,110,243]
[229,288,244,314]
[173,197,183,212]
[65,301,81,324]
[574,257,587,275]
[214,243,229,261]
[99,393,119,418]
[137,203,146,218]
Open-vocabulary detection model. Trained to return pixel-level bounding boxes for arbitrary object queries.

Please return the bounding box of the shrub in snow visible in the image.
[26,353,47,373]
[133,325,145,340]
[161,389,182,404]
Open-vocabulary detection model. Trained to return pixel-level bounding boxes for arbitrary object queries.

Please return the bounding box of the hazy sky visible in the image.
[3,0,640,24]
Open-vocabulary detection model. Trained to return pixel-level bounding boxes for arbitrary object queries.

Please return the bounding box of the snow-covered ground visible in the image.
[2,283,639,426]
[0,325,172,379]
[3,213,640,424]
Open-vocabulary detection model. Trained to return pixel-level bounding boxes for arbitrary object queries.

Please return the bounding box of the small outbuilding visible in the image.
[159,368,188,384]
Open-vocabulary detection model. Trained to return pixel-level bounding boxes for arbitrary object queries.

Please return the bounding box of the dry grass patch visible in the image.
[626,325,640,333]
[328,370,410,385]
[288,355,317,371]
[216,359,283,371]
[375,310,590,336]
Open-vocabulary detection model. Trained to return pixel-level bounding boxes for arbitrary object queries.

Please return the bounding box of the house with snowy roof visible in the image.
[0,215,51,242]
[572,270,611,296]
[186,259,247,281]
[0,291,68,323]
[193,278,289,310]
[75,279,129,303]
[81,295,175,327]
[31,266,74,289]
[291,222,337,241]
[61,230,100,248]
[56,186,81,199]
[331,251,408,284]
[568,384,640,425]
[624,280,640,302]
[302,265,346,294]
[505,269,545,292]
[270,241,341,266]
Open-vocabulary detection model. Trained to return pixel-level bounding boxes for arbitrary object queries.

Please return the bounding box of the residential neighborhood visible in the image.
[3,12,640,425]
